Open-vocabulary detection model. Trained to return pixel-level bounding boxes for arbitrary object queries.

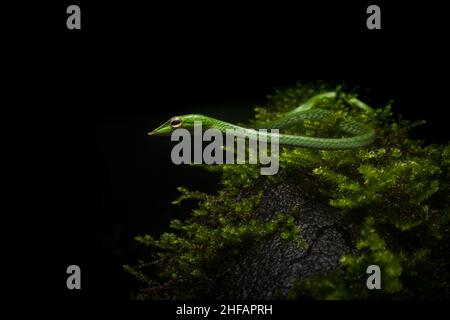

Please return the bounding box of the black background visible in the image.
[18,0,449,308]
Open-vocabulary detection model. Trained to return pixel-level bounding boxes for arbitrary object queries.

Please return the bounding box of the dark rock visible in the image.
[209,181,355,299]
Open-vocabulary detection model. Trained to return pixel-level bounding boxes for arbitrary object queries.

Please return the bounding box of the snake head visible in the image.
[148,114,206,136]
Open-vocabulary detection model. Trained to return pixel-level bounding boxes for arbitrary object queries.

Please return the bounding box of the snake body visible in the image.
[149,92,375,150]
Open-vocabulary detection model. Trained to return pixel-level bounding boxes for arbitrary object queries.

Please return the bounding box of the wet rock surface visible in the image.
[210,181,355,299]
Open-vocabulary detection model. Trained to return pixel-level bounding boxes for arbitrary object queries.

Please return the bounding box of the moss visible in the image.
[125,83,450,299]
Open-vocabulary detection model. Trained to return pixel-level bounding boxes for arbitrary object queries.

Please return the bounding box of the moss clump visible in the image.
[125,83,450,299]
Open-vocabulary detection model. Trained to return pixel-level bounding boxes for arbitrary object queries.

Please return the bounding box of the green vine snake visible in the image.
[148,92,375,150]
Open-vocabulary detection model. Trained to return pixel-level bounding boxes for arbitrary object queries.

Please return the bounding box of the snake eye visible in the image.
[170,117,182,128]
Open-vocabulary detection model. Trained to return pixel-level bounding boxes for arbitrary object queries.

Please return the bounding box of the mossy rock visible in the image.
[126,84,450,300]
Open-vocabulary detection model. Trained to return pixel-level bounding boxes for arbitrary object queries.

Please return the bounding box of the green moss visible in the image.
[125,83,450,299]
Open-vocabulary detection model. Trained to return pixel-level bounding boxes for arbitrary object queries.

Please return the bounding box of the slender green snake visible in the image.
[148,92,375,150]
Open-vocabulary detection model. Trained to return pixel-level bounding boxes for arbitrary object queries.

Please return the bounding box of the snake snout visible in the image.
[148,122,174,136]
